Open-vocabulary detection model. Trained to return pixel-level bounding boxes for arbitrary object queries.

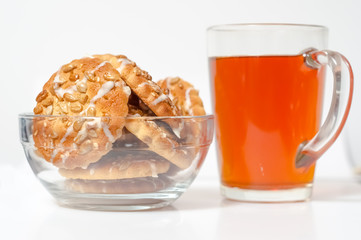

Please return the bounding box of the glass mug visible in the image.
[207,24,353,202]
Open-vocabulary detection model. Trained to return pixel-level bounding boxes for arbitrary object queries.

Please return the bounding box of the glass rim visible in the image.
[18,112,214,121]
[207,23,328,32]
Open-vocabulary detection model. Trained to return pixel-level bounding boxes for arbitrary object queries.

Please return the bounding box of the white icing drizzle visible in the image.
[55,85,77,99]
[61,125,74,144]
[50,61,122,165]
[76,76,87,85]
[166,78,174,100]
[53,72,62,84]
[128,113,141,117]
[80,81,115,119]
[53,60,108,100]
[53,71,77,98]
[90,61,108,73]
[61,151,70,164]
[172,120,184,139]
[45,105,53,115]
[124,85,131,96]
[113,58,132,97]
[82,118,114,143]
[50,125,74,163]
[115,80,131,97]
[93,142,98,149]
[148,160,158,178]
[138,81,151,89]
[152,94,168,105]
[185,88,194,115]
[158,128,176,148]
[50,148,62,163]
[50,117,115,165]
[86,117,101,129]
[166,137,176,149]
[116,58,131,73]
[48,138,54,149]
[90,81,115,103]
[80,81,115,115]
[76,125,88,143]
[101,122,114,142]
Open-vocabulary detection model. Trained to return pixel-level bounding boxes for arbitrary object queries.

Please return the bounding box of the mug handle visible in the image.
[295,49,354,168]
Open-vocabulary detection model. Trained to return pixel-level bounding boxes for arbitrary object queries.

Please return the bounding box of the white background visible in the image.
[1,0,361,179]
[2,1,361,240]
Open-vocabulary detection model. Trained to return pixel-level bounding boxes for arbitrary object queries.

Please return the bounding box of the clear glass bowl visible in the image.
[19,113,214,211]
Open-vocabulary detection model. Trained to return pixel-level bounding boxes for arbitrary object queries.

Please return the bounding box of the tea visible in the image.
[209,55,326,190]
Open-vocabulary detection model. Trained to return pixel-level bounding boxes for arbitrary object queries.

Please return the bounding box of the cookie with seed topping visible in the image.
[33,57,130,169]
[59,151,170,180]
[93,54,180,118]
[158,77,205,140]
[125,107,192,169]
[157,77,206,116]
[112,127,149,149]
[65,176,171,194]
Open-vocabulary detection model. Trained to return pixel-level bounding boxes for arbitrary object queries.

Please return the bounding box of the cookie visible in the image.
[33,57,131,169]
[158,77,206,143]
[157,77,206,116]
[94,54,181,133]
[59,151,170,180]
[65,176,171,194]
[128,91,155,116]
[125,107,192,169]
[112,127,148,149]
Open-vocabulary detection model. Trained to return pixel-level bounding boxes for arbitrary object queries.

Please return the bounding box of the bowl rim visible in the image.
[18,112,214,120]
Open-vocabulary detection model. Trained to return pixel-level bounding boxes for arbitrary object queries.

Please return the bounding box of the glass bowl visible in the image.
[19,113,214,211]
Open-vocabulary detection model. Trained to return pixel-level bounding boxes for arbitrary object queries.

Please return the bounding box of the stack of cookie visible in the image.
[33,54,206,193]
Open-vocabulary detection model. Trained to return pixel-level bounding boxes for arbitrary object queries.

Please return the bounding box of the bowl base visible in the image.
[40,177,184,211]
[55,193,177,211]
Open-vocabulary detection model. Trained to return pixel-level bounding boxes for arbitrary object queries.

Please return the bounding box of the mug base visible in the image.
[220,184,313,203]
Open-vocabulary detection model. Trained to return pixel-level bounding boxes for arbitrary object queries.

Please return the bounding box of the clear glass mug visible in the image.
[207,24,353,202]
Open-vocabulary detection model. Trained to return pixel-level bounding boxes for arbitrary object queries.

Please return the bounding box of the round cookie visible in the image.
[93,54,181,128]
[33,57,131,169]
[112,127,148,149]
[128,91,155,116]
[125,107,193,169]
[65,176,171,194]
[59,151,170,180]
[157,77,206,116]
[158,77,206,143]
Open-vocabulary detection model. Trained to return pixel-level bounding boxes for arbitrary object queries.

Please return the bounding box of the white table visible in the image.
[1,164,361,240]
